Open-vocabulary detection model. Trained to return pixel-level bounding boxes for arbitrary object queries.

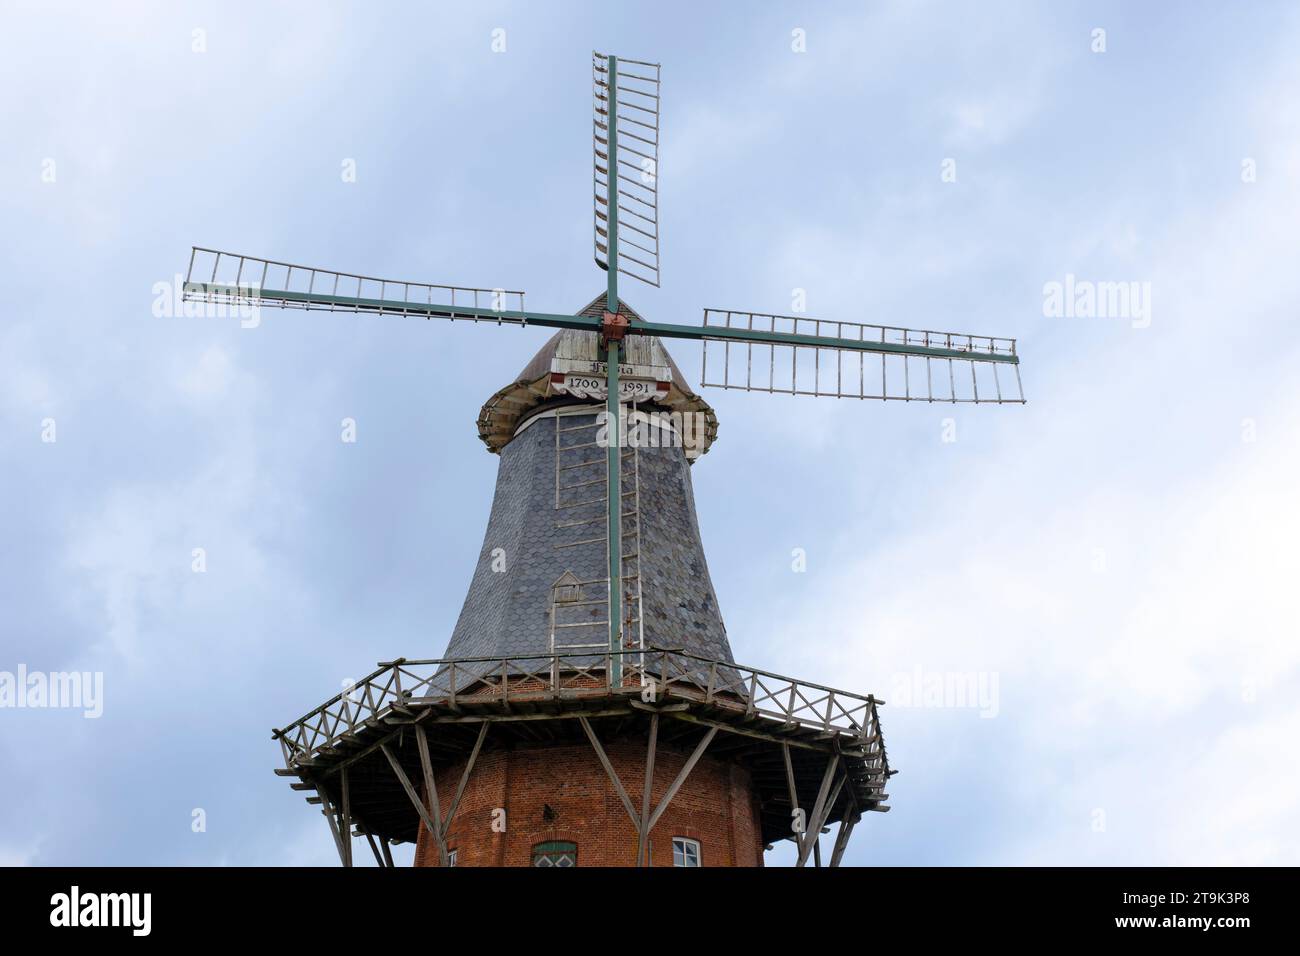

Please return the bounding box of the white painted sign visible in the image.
[551,357,673,382]
[550,372,667,402]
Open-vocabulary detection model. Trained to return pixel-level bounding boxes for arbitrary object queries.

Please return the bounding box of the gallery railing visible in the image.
[272,648,888,773]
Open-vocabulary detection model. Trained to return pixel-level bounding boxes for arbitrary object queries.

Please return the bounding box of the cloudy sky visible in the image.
[2,0,1298,866]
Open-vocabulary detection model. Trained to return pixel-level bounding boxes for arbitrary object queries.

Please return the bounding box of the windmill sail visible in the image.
[181,247,526,322]
[593,52,661,288]
[699,308,1025,404]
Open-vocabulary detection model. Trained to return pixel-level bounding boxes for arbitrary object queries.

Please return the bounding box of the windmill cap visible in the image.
[476,292,718,457]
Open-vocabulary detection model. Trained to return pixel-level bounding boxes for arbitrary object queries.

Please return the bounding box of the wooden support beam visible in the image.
[339,767,354,868]
[821,776,846,831]
[380,838,395,869]
[796,754,841,868]
[782,742,802,855]
[636,713,658,867]
[828,813,858,868]
[415,724,449,867]
[443,722,489,829]
[316,786,348,866]
[578,716,641,829]
[629,700,689,714]
[668,710,838,753]
[645,726,717,833]
[380,743,442,848]
[364,829,384,867]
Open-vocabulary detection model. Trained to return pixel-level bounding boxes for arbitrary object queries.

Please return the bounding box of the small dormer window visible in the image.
[551,570,583,605]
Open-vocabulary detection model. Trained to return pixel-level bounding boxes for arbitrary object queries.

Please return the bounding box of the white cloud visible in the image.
[754,365,1300,863]
[174,345,235,400]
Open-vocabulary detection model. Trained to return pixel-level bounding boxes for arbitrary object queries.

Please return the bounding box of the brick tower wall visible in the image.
[413,739,765,867]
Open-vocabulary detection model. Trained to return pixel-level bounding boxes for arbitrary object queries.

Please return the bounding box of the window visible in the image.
[672,837,701,867]
[447,848,458,867]
[551,571,584,605]
[532,840,577,867]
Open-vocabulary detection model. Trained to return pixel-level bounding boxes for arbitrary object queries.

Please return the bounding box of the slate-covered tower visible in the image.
[411,294,769,866]
[446,293,725,676]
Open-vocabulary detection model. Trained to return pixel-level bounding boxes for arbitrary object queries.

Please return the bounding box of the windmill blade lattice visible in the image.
[182,247,526,322]
[699,309,1025,404]
[593,51,660,288]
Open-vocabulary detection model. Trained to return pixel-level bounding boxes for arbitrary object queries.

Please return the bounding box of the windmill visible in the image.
[192,53,1023,867]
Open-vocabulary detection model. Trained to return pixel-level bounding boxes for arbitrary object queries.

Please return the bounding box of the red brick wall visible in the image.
[412,738,764,867]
